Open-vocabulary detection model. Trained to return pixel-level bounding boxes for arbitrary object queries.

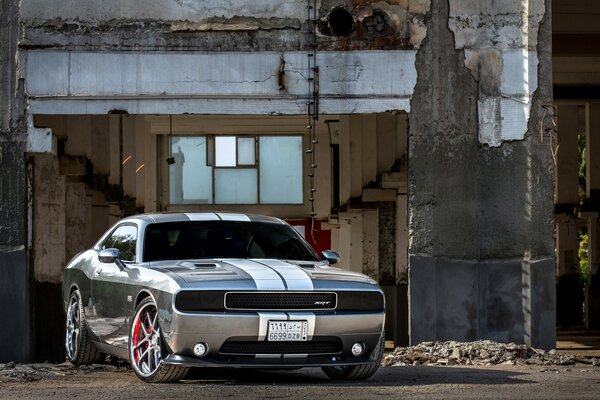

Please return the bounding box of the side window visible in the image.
[104,225,138,262]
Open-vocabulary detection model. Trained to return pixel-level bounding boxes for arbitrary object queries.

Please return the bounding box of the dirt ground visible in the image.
[1,364,599,400]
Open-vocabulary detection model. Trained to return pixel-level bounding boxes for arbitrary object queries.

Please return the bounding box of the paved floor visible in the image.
[557,331,600,357]
[1,364,599,400]
[2,331,599,399]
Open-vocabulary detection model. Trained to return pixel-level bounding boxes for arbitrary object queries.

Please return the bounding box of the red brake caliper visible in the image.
[133,317,141,364]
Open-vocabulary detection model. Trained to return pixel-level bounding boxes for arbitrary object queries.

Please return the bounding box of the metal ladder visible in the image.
[306,0,320,241]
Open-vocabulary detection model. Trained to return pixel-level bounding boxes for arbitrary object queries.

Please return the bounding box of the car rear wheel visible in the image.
[129,297,188,383]
[321,336,384,380]
[65,289,104,365]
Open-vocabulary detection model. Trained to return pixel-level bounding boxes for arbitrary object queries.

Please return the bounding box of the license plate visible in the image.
[267,320,308,341]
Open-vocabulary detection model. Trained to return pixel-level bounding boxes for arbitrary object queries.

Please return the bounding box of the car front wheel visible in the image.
[129,297,188,383]
[65,289,104,365]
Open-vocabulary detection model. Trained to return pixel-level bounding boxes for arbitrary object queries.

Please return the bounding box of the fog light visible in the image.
[351,342,364,357]
[193,342,208,357]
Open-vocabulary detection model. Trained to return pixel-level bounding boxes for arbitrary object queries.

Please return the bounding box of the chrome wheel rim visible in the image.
[130,303,162,377]
[65,293,80,360]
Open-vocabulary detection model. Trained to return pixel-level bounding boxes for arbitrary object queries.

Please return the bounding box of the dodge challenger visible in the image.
[63,212,385,382]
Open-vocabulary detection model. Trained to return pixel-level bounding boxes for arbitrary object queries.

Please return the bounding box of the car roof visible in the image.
[121,212,286,225]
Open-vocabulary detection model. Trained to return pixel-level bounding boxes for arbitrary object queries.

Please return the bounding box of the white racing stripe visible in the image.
[222,259,286,290]
[217,213,251,222]
[252,259,314,290]
[184,212,219,221]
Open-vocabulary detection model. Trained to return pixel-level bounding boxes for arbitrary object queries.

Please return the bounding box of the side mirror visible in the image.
[98,248,121,264]
[321,250,340,265]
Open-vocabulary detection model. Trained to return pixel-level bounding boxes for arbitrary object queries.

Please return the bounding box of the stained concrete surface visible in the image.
[407,0,555,350]
[1,365,599,400]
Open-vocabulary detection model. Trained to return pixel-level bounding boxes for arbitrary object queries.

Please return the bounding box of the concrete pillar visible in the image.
[32,155,67,362]
[144,120,158,212]
[408,0,555,349]
[555,105,584,326]
[0,0,30,362]
[585,103,600,329]
[362,209,379,280]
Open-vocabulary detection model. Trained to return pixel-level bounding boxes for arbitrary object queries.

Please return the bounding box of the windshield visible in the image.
[143,221,319,262]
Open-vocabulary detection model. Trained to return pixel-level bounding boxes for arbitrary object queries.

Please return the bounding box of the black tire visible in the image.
[129,297,188,383]
[322,335,384,380]
[65,289,104,366]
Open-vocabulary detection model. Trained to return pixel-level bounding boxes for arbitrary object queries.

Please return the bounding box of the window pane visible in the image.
[169,137,212,204]
[237,137,256,165]
[215,136,237,167]
[259,136,303,204]
[215,169,258,204]
[105,225,137,262]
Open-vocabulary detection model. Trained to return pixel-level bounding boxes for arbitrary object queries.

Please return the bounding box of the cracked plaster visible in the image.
[448,0,545,147]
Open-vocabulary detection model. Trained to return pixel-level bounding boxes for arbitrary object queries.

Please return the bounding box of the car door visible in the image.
[89,224,137,348]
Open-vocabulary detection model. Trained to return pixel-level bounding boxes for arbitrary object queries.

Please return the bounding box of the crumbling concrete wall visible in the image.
[408,0,555,349]
[20,0,429,52]
[0,0,30,362]
[448,0,545,147]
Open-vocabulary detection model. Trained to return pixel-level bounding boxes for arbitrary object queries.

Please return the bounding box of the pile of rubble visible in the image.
[383,340,600,367]
[0,359,130,382]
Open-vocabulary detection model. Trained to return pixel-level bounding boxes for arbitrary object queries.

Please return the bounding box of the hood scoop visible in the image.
[194,263,218,269]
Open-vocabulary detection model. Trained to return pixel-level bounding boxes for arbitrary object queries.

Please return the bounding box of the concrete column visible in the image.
[556,105,582,205]
[362,209,379,280]
[0,0,30,362]
[32,155,67,362]
[395,193,409,346]
[555,104,584,326]
[585,103,600,329]
[144,120,158,212]
[408,0,555,349]
[586,103,600,201]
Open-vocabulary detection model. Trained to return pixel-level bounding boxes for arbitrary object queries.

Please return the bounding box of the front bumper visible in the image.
[162,310,385,367]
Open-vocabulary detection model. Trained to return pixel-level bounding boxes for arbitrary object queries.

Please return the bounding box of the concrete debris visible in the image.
[383,340,600,367]
[0,359,130,382]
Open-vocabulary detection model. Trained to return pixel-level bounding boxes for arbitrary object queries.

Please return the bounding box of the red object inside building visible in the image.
[285,219,331,257]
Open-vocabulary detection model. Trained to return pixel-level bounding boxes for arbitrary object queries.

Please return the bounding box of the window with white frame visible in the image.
[168,135,303,205]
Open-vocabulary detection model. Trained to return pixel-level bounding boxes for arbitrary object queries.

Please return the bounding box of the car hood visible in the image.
[149,258,379,290]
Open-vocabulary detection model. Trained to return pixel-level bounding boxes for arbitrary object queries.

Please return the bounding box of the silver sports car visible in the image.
[63,212,385,382]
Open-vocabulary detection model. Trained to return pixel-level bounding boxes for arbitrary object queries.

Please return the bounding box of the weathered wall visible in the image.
[0,0,30,362]
[408,0,555,349]
[448,0,545,147]
[25,50,418,115]
[20,0,429,52]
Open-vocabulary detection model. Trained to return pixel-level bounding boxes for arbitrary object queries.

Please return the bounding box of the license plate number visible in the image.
[267,320,308,341]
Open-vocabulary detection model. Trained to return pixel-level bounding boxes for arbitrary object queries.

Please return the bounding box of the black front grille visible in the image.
[225,292,336,310]
[220,340,342,355]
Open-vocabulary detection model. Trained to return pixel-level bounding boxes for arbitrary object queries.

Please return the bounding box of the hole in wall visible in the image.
[327,7,354,36]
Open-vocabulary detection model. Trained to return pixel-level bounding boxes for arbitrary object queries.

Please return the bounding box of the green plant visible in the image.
[579,233,589,284]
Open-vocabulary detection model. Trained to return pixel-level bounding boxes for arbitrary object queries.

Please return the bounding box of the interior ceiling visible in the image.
[553,0,600,92]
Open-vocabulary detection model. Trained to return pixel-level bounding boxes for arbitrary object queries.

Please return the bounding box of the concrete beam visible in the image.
[25,50,416,115]
[26,115,55,154]
[21,0,309,21]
